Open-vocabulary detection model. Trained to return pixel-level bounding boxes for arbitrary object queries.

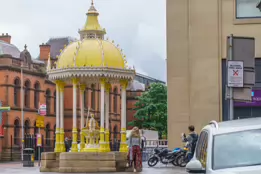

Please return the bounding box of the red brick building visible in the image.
[0,4,164,160]
[0,34,165,160]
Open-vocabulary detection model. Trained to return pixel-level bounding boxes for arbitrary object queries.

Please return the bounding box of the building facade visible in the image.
[167,0,261,148]
[0,40,163,160]
[0,8,164,159]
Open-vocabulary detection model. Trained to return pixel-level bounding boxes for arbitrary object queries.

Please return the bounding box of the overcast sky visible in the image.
[0,0,166,81]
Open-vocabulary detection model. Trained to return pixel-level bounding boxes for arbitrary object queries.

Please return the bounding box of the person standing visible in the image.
[127,127,142,172]
[181,125,198,161]
[65,137,69,152]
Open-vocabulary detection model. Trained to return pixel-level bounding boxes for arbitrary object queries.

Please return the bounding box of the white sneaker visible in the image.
[133,168,136,172]
[126,163,129,167]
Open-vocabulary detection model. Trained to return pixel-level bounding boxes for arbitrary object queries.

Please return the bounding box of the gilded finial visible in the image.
[59,49,62,53]
[91,0,94,6]
[64,44,67,48]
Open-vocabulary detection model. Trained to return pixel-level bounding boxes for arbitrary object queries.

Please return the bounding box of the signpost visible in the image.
[226,35,255,120]
[0,101,10,137]
[36,104,46,166]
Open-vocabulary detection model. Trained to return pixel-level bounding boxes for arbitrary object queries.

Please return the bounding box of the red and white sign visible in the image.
[227,60,244,88]
[36,133,42,147]
[39,104,46,116]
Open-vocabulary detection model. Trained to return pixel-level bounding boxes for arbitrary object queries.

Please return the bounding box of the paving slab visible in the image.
[0,162,187,174]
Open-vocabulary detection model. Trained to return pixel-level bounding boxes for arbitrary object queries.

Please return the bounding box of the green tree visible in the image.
[128,83,167,138]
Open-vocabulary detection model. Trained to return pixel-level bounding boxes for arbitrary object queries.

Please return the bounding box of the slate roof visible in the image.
[0,40,20,58]
[127,80,145,91]
[46,37,77,59]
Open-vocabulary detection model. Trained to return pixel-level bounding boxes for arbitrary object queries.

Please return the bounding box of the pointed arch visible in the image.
[24,119,30,134]
[14,119,20,145]
[91,84,95,110]
[34,121,38,134]
[45,89,51,115]
[113,87,118,113]
[84,88,87,107]
[24,80,31,108]
[45,124,51,146]
[109,88,112,112]
[34,81,40,109]
[53,91,56,113]
[14,77,20,106]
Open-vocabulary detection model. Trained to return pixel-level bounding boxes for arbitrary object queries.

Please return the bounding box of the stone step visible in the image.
[0,156,21,161]
[1,152,21,158]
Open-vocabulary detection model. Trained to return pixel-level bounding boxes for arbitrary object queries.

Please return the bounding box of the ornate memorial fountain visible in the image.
[82,114,100,152]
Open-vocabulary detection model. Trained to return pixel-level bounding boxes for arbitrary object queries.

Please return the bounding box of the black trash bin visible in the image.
[23,148,35,167]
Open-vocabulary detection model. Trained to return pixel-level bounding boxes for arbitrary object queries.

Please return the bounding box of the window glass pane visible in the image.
[213,129,261,170]
[196,131,206,159]
[236,0,261,18]
[200,133,208,168]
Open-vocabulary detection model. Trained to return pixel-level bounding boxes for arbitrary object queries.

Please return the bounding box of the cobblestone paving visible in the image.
[0,162,187,174]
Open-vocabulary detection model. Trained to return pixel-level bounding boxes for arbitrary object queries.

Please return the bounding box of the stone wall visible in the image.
[40,152,128,173]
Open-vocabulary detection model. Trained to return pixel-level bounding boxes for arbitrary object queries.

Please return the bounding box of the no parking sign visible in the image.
[38,104,46,116]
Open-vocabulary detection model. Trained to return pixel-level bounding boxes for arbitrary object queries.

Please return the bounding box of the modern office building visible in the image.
[167,0,261,148]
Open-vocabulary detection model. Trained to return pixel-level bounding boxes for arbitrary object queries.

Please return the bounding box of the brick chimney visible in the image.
[0,33,11,44]
[39,43,51,61]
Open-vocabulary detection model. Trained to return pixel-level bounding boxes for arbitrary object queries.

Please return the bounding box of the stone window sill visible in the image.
[234,18,261,25]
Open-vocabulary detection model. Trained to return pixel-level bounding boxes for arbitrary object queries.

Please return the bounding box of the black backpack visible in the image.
[190,133,198,155]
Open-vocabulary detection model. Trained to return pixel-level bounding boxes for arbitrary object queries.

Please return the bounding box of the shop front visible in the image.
[234,90,261,119]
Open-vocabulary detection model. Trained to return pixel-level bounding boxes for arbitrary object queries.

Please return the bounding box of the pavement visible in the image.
[0,161,187,174]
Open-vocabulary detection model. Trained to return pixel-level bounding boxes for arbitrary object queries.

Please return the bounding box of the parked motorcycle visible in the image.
[175,144,190,167]
[147,147,181,167]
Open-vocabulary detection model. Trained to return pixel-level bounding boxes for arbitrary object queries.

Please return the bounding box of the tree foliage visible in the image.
[128,83,167,137]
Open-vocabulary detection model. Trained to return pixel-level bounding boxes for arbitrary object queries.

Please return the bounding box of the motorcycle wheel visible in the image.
[172,159,178,166]
[147,157,159,167]
[176,154,187,167]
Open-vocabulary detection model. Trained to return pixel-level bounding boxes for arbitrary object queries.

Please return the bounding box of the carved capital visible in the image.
[120,80,128,90]
[80,84,86,92]
[105,83,111,93]
[59,82,65,92]
[72,78,79,85]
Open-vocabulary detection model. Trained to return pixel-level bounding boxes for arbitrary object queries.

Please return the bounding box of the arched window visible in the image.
[53,124,56,147]
[113,87,118,113]
[113,125,118,142]
[24,80,31,108]
[14,78,20,106]
[91,84,95,110]
[54,91,56,113]
[34,82,40,109]
[98,86,100,111]
[34,121,38,134]
[109,89,112,112]
[84,89,87,107]
[46,89,51,115]
[45,124,51,146]
[14,119,20,145]
[54,125,56,135]
[24,120,30,134]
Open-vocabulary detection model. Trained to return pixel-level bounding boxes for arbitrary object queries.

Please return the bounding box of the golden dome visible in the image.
[54,1,128,69]
[56,39,125,69]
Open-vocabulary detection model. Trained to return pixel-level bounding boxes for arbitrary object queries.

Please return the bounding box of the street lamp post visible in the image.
[20,62,27,161]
